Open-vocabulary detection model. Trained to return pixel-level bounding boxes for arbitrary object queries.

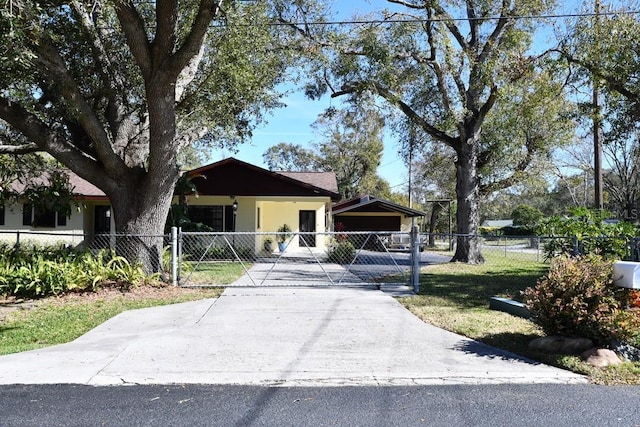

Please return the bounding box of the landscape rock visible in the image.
[582,348,622,368]
[528,336,594,355]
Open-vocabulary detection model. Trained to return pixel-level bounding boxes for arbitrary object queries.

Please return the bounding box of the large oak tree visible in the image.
[307,0,569,263]
[0,0,306,271]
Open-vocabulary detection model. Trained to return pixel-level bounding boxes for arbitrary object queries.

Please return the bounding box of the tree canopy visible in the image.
[300,0,571,263]
[0,0,314,271]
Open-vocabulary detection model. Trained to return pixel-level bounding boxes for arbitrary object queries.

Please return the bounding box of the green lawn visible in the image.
[399,253,640,385]
[180,261,249,285]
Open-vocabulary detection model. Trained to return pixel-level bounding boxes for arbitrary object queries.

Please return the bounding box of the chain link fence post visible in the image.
[411,225,420,293]
[171,227,178,286]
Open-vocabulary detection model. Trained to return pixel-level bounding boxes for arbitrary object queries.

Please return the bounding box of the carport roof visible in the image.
[333,195,426,217]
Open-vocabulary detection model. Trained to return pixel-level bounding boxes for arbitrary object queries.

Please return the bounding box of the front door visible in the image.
[299,210,316,247]
[94,205,111,234]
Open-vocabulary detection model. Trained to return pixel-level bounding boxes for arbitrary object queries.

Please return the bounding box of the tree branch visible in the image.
[0,143,40,154]
[374,83,457,147]
[113,0,153,79]
[0,96,104,182]
[71,0,128,142]
[169,0,222,80]
[555,49,639,101]
[32,36,126,174]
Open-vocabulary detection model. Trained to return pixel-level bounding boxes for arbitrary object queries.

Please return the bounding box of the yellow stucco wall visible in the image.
[184,195,331,253]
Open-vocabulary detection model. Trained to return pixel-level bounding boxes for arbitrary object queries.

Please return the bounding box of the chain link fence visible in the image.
[3,229,639,290]
[177,231,427,287]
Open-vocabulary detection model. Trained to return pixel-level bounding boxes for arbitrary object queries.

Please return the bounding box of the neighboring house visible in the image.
[184,158,340,252]
[332,195,426,232]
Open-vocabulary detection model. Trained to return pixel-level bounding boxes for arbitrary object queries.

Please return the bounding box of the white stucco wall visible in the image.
[0,202,87,246]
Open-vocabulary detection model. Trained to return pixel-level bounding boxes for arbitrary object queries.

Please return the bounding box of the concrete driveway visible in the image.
[0,286,586,386]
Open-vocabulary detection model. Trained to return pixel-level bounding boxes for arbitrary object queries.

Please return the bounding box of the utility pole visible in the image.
[593,0,604,210]
[408,122,415,210]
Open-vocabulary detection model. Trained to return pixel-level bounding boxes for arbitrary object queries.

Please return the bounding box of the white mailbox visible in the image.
[612,261,640,289]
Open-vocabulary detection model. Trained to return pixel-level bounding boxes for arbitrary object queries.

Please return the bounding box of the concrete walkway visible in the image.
[0,287,586,386]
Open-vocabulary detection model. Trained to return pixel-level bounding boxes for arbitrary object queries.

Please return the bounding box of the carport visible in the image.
[332,195,426,232]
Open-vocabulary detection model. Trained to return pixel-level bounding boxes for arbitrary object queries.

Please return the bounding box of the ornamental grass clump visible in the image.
[523,254,639,346]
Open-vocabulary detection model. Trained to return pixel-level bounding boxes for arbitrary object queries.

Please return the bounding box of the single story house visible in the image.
[0,158,340,253]
[182,158,340,252]
[0,171,110,246]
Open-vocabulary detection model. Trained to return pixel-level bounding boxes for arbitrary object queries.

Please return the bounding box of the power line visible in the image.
[268,9,640,27]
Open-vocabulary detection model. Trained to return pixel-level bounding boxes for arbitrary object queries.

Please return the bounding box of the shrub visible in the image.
[327,241,355,264]
[522,254,637,345]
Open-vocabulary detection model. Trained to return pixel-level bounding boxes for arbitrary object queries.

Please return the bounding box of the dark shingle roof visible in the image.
[8,170,106,199]
[278,172,339,194]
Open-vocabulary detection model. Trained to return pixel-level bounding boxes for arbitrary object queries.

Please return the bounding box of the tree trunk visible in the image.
[108,170,178,275]
[107,81,180,275]
[452,138,484,264]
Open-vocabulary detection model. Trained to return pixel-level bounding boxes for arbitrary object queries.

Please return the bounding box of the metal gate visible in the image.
[175,229,429,290]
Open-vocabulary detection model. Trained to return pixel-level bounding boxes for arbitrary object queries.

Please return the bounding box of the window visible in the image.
[189,205,234,231]
[22,203,62,228]
[0,204,4,226]
[36,210,56,228]
[257,207,261,229]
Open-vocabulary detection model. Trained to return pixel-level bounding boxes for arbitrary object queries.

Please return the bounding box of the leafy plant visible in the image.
[327,241,355,264]
[535,208,637,260]
[523,254,637,345]
[277,224,292,243]
[0,245,156,298]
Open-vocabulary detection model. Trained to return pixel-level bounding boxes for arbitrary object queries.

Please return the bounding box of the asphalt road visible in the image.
[1,384,639,427]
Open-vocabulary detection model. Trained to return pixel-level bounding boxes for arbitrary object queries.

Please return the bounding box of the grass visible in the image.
[0,286,223,356]
[399,252,640,385]
[180,261,249,285]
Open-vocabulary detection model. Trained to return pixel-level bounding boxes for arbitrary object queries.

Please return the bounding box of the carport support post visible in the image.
[411,225,420,293]
[171,227,178,286]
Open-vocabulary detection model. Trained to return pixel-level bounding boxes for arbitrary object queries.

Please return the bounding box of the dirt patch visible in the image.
[0,285,223,322]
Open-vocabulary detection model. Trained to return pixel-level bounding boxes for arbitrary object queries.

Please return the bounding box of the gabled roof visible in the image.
[187,157,341,200]
[333,195,426,217]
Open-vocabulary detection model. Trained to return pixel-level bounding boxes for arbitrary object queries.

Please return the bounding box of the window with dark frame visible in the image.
[189,205,234,231]
[22,203,63,228]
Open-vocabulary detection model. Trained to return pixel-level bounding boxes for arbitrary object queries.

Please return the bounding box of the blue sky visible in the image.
[210,1,411,191]
[208,0,615,192]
